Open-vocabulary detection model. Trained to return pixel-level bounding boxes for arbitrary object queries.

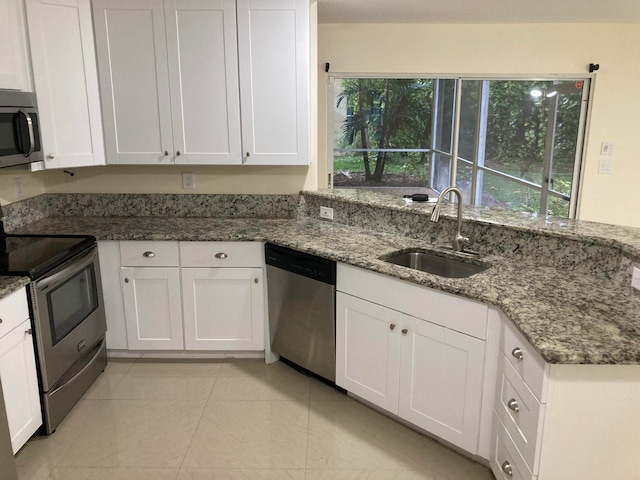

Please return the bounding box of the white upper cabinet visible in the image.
[93,0,309,166]
[0,0,31,91]
[237,0,309,165]
[167,0,242,165]
[25,0,105,169]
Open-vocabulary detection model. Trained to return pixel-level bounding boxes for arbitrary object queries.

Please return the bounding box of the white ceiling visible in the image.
[317,0,640,24]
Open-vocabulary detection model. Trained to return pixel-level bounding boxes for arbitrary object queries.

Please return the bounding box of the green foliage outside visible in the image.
[334,78,583,217]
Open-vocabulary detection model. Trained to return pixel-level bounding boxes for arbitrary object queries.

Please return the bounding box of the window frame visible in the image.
[327,73,593,219]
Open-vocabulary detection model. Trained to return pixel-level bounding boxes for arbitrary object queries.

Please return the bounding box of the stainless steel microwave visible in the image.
[0,90,44,168]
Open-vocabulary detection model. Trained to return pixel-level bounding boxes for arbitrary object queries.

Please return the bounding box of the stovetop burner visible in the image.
[0,234,96,279]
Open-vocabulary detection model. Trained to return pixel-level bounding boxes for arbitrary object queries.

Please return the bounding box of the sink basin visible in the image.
[383,250,488,278]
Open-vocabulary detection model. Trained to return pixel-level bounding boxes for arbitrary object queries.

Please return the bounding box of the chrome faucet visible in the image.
[430,186,470,252]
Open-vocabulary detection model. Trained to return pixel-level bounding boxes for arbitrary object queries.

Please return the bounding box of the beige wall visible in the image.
[0,168,46,205]
[318,23,640,228]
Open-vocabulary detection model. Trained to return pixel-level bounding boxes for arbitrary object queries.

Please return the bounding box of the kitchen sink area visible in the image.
[382,249,489,278]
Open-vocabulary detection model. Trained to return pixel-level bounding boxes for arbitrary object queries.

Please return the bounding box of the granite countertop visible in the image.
[13,215,640,366]
[0,277,30,300]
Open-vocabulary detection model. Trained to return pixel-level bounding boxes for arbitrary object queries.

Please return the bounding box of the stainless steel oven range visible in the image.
[0,229,107,434]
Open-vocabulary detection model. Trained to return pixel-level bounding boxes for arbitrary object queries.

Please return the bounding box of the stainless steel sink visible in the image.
[383,250,488,278]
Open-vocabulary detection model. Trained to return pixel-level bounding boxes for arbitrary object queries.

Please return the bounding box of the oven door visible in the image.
[31,245,107,391]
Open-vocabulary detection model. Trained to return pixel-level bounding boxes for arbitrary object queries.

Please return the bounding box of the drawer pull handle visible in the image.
[511,347,524,360]
[507,399,520,412]
[390,323,396,330]
[143,251,156,258]
[401,328,408,335]
[215,252,228,259]
[501,460,513,476]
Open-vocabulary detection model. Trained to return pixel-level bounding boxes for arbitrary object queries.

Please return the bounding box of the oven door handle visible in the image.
[49,338,105,396]
[36,247,97,291]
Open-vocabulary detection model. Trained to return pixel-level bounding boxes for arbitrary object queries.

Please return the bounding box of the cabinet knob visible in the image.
[401,328,408,335]
[143,251,156,258]
[246,152,250,157]
[390,323,396,330]
[0,318,3,324]
[501,460,513,476]
[511,347,524,360]
[26,328,32,335]
[47,154,55,160]
[215,252,228,259]
[164,151,169,156]
[507,399,520,412]
[124,278,129,283]
[254,278,259,284]
[176,151,181,156]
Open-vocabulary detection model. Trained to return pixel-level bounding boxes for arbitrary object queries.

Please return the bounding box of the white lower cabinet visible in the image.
[181,267,264,350]
[121,267,184,350]
[336,264,490,455]
[100,240,265,352]
[0,289,42,453]
[399,315,485,454]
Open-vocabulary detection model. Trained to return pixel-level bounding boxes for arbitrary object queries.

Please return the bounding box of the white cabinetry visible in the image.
[237,0,309,165]
[336,264,491,455]
[103,240,265,353]
[93,0,309,166]
[0,0,31,90]
[25,0,105,169]
[0,289,42,454]
[490,309,640,480]
[120,242,184,350]
[180,242,265,351]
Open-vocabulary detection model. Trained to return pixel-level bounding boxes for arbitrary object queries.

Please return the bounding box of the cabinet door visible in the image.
[25,0,104,169]
[336,292,401,413]
[399,316,485,454]
[93,0,173,165]
[0,0,31,90]
[237,0,309,165]
[182,268,264,350]
[0,321,42,454]
[165,0,242,165]
[121,267,183,350]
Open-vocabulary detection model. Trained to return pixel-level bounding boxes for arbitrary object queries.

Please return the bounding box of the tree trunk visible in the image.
[372,80,391,182]
[360,125,372,180]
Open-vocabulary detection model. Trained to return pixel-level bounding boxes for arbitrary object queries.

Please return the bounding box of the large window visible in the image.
[331,77,589,218]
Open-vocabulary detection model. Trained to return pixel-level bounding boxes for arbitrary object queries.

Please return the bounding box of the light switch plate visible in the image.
[600,142,614,155]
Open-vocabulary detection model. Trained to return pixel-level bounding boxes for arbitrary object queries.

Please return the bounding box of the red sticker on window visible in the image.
[575,81,584,89]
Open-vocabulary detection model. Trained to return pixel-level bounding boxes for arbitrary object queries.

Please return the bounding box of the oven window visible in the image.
[47,264,99,345]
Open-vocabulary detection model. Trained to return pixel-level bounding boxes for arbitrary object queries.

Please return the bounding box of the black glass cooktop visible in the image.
[0,234,96,279]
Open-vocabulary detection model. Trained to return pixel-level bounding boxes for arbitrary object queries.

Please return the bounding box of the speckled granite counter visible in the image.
[12,214,640,365]
[0,277,30,300]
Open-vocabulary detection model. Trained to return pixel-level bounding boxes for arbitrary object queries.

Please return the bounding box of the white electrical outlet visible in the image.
[320,206,334,220]
[13,177,23,198]
[598,158,613,174]
[632,266,640,291]
[182,172,195,190]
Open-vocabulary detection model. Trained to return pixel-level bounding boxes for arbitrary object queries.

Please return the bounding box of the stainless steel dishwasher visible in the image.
[265,243,336,382]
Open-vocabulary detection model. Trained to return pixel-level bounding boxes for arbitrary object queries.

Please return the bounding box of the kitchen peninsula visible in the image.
[2,189,640,480]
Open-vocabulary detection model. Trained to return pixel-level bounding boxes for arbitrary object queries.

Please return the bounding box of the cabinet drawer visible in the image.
[501,317,547,401]
[491,414,535,480]
[496,355,544,472]
[0,289,29,339]
[120,241,179,267]
[180,242,263,268]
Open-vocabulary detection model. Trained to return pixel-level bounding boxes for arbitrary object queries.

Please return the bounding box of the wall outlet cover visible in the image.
[632,266,640,291]
[598,158,613,174]
[320,206,334,220]
[182,172,195,190]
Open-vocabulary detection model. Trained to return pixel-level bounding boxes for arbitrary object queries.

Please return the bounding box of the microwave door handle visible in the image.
[36,247,96,291]
[18,110,35,156]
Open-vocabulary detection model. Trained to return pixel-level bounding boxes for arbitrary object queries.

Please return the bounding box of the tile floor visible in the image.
[15,358,494,480]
